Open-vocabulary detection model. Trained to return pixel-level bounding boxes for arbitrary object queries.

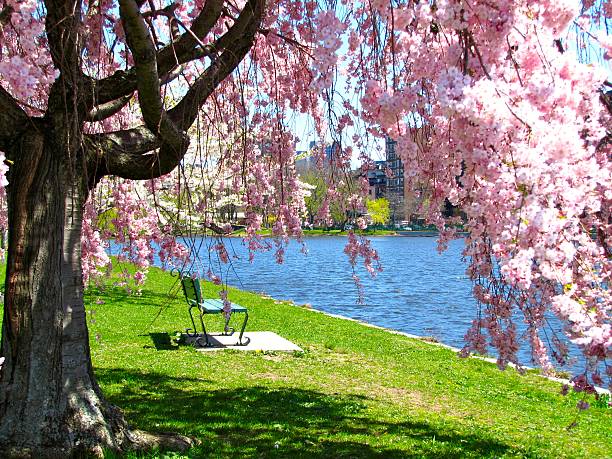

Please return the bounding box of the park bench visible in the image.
[174,269,250,347]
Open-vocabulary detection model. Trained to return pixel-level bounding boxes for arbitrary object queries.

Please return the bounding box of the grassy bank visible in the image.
[230,228,398,237]
[2,265,610,457]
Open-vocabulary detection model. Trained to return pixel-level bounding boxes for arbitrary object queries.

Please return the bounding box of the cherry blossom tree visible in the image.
[0,0,610,455]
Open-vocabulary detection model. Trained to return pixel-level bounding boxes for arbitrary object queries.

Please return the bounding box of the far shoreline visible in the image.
[178,229,469,238]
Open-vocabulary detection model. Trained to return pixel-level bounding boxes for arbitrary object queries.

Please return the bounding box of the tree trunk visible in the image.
[0,126,129,457]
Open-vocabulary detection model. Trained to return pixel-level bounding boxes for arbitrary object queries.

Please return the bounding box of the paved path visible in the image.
[184,331,303,352]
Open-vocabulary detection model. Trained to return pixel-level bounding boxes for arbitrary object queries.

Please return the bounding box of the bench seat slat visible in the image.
[200,299,247,313]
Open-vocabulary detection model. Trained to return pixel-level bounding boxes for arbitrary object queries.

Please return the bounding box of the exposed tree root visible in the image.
[0,429,197,458]
[127,429,198,453]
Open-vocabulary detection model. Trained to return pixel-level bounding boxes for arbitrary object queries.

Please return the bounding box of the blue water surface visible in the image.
[176,236,476,347]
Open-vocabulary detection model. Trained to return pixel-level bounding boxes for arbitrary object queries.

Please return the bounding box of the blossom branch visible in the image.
[119,0,182,145]
[91,0,224,107]
[86,0,263,181]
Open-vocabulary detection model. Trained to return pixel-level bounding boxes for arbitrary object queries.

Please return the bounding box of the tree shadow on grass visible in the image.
[87,287,180,307]
[96,368,514,458]
[147,332,179,350]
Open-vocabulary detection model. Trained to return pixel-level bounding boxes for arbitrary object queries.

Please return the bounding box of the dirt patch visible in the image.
[254,372,288,382]
[375,386,431,407]
[261,353,288,362]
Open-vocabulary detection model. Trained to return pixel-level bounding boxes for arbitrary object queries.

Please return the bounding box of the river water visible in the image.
[176,236,478,349]
[218,236,476,348]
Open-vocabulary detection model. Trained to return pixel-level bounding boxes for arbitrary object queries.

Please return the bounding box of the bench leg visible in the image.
[187,306,213,347]
[198,311,213,347]
[223,314,235,336]
[237,311,250,346]
[186,305,200,337]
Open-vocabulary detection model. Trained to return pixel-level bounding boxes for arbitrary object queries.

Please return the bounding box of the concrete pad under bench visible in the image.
[183,331,303,352]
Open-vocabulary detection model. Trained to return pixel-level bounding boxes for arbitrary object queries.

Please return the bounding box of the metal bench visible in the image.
[173,269,250,347]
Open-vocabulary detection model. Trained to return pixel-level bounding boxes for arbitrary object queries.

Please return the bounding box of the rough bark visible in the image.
[0,98,126,455]
[0,87,29,152]
[0,118,193,457]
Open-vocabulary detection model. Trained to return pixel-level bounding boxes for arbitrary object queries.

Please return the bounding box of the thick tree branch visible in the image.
[87,126,160,156]
[168,0,264,131]
[44,0,82,75]
[107,142,187,179]
[119,0,182,145]
[0,4,14,26]
[91,0,224,107]
[87,0,262,181]
[118,0,161,124]
[86,94,133,122]
[0,86,30,152]
[86,126,159,180]
[85,129,189,180]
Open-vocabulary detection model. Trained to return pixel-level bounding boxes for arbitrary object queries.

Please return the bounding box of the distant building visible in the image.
[295,141,316,172]
[295,150,313,172]
[324,141,341,163]
[296,140,341,172]
[366,161,387,199]
[385,137,405,223]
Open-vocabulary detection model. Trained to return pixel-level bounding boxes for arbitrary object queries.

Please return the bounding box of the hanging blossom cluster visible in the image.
[310,9,346,91]
[83,179,189,287]
[0,0,56,105]
[344,230,383,303]
[347,0,612,391]
[82,199,111,284]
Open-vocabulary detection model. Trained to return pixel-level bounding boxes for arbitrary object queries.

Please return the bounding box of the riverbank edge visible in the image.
[227,229,400,238]
[184,229,468,238]
[266,294,610,396]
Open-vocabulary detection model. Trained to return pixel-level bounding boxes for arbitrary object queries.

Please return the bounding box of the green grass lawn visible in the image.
[2,264,611,457]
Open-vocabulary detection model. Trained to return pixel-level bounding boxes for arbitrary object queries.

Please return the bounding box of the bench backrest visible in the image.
[180,274,203,306]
